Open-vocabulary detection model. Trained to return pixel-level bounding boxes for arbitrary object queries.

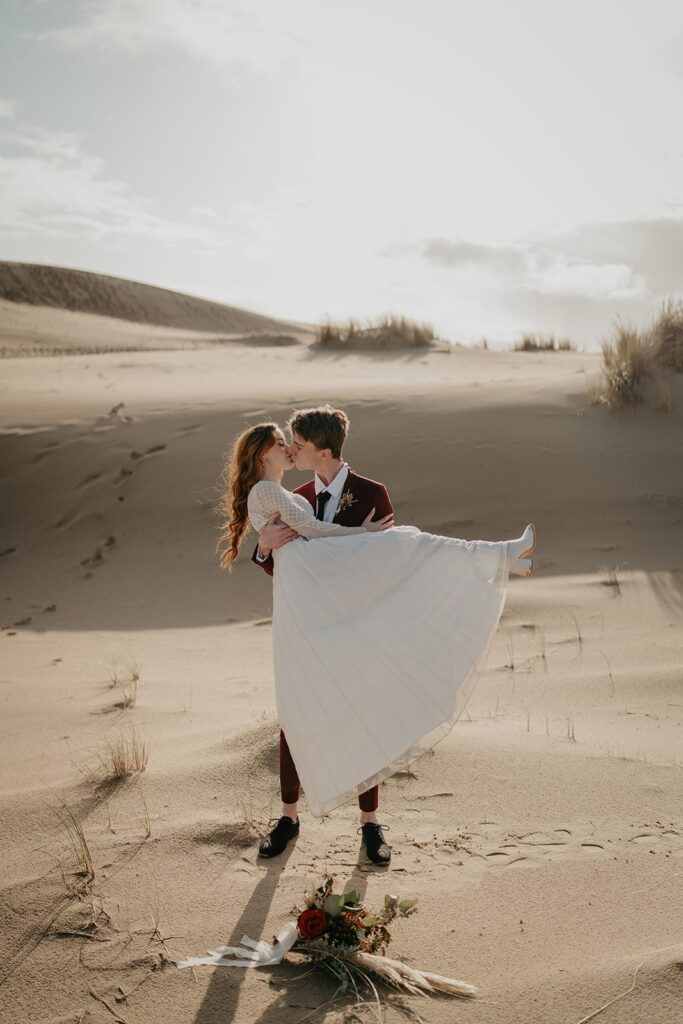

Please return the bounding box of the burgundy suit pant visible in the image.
[279,730,378,811]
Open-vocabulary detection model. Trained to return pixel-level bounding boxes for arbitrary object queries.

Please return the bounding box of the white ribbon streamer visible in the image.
[176,920,299,970]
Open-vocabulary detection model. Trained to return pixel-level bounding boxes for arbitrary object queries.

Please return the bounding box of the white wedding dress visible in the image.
[247,480,510,817]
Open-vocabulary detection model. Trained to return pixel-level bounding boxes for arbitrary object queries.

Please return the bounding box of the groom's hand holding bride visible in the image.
[258,512,300,559]
[364,509,394,532]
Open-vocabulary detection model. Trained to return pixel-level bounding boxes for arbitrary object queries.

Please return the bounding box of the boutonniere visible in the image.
[336,491,357,514]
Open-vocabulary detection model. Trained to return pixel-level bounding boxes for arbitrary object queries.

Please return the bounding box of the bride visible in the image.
[218,422,535,822]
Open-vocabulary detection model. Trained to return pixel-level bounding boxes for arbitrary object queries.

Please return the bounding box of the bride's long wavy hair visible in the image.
[217,422,278,571]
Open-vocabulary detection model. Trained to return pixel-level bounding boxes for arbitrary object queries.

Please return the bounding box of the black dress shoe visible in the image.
[258,815,299,858]
[358,823,391,865]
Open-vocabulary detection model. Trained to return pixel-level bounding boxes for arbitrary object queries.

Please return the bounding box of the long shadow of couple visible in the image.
[191,841,383,1024]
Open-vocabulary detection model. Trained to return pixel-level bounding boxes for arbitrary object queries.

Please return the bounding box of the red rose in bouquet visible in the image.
[297,909,328,939]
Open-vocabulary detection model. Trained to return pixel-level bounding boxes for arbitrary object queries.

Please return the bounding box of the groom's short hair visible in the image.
[288,405,349,459]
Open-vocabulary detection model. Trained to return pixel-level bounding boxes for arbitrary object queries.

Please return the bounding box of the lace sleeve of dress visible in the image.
[248,480,367,538]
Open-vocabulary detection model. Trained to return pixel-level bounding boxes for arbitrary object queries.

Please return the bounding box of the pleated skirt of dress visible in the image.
[271,525,509,817]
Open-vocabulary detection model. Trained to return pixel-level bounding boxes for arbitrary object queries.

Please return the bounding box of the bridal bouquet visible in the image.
[291,876,477,1000]
[177,875,476,1005]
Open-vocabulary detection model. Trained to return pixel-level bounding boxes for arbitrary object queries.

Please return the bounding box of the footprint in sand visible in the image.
[175,424,204,436]
[76,470,103,489]
[32,441,61,462]
[54,512,79,530]
[94,402,134,428]
[3,616,32,629]
[128,445,167,459]
[114,444,167,481]
[478,829,606,868]
[514,830,571,848]
[629,827,682,854]
[113,467,134,486]
[80,535,117,570]
[631,833,659,844]
[485,849,532,868]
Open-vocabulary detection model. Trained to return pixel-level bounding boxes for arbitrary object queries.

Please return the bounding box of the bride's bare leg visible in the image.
[360,810,378,824]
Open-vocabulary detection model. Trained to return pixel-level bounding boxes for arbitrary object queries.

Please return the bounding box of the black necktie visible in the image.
[316,490,332,520]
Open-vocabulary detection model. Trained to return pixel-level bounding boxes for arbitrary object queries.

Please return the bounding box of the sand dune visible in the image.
[0,261,303,332]
[1,331,682,1022]
[0,262,311,355]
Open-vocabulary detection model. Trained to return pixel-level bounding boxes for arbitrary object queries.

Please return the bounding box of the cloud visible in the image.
[543,218,683,295]
[421,238,527,274]
[0,118,219,244]
[404,214,683,305]
[34,0,307,72]
[524,254,646,300]
[0,99,16,120]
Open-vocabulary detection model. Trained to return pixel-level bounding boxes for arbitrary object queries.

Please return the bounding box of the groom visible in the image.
[253,404,394,866]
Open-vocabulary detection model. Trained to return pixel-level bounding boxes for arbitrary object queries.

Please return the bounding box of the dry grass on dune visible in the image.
[110,664,140,711]
[651,296,683,371]
[513,333,575,352]
[594,324,659,409]
[315,314,437,350]
[592,299,683,410]
[53,802,96,881]
[96,729,150,785]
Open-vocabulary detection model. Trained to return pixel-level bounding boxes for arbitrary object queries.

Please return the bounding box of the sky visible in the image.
[1,0,682,348]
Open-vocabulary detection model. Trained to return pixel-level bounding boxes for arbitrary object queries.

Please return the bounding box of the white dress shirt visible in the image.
[314,463,349,522]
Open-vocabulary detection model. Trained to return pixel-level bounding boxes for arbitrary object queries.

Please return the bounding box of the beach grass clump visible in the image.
[651,297,683,371]
[513,333,574,352]
[315,315,436,350]
[594,321,659,409]
[98,729,149,783]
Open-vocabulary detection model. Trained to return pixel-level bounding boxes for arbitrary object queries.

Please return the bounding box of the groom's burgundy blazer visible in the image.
[252,469,394,578]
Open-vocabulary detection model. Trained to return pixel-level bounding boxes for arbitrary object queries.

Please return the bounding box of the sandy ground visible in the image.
[1,329,683,1024]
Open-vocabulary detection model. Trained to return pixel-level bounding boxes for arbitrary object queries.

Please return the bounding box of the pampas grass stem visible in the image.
[295,943,477,1000]
[355,951,477,997]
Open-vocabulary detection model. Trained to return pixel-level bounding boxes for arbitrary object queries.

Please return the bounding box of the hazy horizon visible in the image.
[1,0,682,350]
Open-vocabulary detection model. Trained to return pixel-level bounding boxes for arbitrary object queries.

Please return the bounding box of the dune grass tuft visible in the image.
[592,302,682,410]
[592,321,659,409]
[98,729,149,784]
[651,297,683,371]
[315,314,436,350]
[513,333,574,352]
